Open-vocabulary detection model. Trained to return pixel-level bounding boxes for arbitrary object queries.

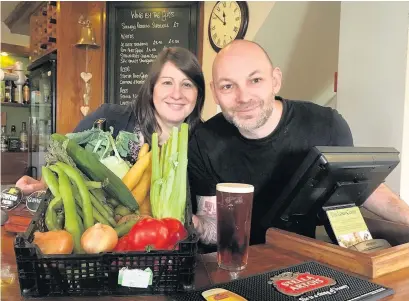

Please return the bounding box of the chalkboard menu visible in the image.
[106,2,200,105]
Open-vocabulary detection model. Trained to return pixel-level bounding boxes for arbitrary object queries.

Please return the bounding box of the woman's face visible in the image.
[153,61,198,127]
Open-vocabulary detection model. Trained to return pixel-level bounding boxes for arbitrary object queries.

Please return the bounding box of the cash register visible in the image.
[261,146,400,253]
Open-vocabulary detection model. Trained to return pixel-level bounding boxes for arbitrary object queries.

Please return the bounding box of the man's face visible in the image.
[211,50,281,132]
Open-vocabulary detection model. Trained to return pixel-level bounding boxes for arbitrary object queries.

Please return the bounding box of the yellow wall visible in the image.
[0,54,29,71]
[201,1,275,121]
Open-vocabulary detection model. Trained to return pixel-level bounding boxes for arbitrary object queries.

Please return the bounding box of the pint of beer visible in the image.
[216,183,254,271]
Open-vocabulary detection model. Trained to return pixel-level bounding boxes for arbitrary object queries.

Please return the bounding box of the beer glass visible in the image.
[216,183,254,271]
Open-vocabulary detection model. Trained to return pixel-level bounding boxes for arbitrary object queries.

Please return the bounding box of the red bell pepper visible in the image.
[161,217,188,250]
[114,234,130,252]
[127,217,169,251]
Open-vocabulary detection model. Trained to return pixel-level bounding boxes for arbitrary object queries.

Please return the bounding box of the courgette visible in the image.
[51,133,138,210]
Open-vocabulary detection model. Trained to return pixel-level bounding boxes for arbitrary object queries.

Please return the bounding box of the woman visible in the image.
[16,47,205,194]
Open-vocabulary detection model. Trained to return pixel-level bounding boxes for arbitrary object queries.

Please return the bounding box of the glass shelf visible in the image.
[1,102,30,108]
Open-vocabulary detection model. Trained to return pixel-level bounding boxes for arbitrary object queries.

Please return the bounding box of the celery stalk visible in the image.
[170,127,178,157]
[166,123,188,222]
[150,133,161,218]
[163,133,173,178]
[151,133,160,184]
[159,143,165,179]
[163,128,178,195]
[163,168,175,206]
[162,139,169,176]
[151,124,188,221]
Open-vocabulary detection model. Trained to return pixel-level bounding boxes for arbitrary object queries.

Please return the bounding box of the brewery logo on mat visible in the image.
[1,187,23,210]
[268,272,336,297]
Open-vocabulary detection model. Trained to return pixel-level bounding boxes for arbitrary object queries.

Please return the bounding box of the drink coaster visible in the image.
[171,261,393,301]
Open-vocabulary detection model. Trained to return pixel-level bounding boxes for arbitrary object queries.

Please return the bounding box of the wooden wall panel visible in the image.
[56,1,106,134]
[87,1,106,111]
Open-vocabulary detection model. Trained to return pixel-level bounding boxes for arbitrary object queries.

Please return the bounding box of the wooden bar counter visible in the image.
[1,226,409,300]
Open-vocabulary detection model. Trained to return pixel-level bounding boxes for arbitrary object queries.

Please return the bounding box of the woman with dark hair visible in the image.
[16,47,205,195]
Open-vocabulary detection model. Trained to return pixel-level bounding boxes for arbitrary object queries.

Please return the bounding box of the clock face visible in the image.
[209,1,249,52]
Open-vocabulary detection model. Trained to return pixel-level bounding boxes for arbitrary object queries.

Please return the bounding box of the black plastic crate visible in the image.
[15,198,198,298]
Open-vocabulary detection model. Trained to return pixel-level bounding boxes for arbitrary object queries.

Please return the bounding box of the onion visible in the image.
[33,230,74,255]
[81,223,118,254]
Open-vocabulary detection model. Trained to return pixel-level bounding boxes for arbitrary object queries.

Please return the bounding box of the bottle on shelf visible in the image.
[1,126,8,152]
[8,125,20,152]
[11,81,18,103]
[20,122,28,151]
[0,81,5,102]
[4,80,12,103]
[23,76,30,104]
[29,117,38,152]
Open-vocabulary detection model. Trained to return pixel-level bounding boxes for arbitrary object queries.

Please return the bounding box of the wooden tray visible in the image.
[266,220,409,279]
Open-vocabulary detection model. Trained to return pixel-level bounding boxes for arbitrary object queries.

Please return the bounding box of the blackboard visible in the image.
[106,2,200,105]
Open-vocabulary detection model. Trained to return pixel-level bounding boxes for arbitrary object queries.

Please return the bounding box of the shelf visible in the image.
[31,103,52,107]
[1,102,30,108]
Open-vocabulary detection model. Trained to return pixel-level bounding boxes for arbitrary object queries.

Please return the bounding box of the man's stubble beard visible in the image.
[222,94,275,132]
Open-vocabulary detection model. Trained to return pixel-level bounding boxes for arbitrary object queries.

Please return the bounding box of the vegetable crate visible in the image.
[14,200,199,298]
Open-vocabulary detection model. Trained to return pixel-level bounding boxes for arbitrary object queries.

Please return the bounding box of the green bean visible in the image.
[56,210,64,229]
[92,208,111,225]
[42,166,60,198]
[90,189,114,217]
[85,181,102,189]
[49,165,84,254]
[43,166,63,231]
[89,193,117,227]
[45,196,62,231]
[76,204,84,220]
[55,162,93,229]
[77,214,84,233]
[114,219,138,237]
[72,184,110,226]
[105,203,114,216]
[91,188,107,203]
[107,198,120,207]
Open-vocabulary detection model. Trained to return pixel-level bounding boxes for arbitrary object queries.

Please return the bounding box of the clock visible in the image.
[208,1,249,52]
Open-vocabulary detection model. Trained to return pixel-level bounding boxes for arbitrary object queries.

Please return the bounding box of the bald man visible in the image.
[189,40,409,249]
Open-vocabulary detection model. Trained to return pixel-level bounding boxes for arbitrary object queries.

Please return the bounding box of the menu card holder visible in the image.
[265,224,409,279]
[323,204,391,252]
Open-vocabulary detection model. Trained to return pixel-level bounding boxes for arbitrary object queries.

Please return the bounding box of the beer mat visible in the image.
[171,261,394,301]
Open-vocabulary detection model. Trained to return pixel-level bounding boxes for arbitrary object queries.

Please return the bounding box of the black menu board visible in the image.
[106,2,200,105]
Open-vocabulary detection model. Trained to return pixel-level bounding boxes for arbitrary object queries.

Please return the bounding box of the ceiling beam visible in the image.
[4,1,44,35]
[1,43,30,57]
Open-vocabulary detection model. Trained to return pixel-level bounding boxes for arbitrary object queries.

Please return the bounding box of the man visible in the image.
[189,40,409,248]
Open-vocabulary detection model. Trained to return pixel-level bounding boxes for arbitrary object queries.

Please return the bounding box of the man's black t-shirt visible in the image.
[188,97,353,245]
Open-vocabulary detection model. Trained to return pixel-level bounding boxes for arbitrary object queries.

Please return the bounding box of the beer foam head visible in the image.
[216,183,254,193]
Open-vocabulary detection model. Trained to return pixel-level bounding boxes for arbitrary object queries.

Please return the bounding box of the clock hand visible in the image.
[223,11,226,23]
[214,13,225,25]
